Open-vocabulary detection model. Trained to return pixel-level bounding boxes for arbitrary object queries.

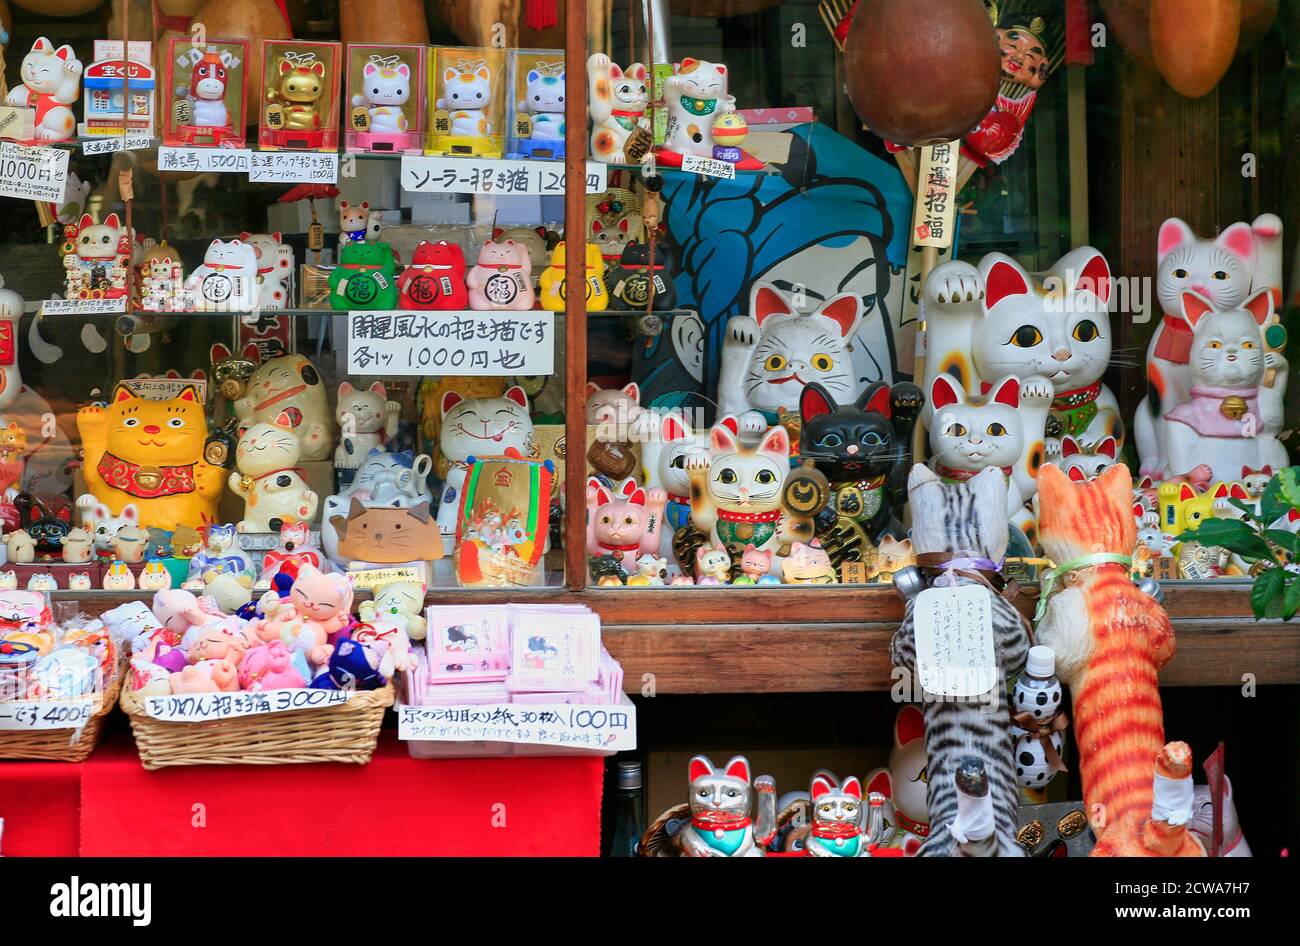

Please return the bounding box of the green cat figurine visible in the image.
[329,241,399,310]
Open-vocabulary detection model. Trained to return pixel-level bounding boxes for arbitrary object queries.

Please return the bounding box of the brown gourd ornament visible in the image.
[1150,0,1241,99]
[844,0,1001,148]
[339,0,429,45]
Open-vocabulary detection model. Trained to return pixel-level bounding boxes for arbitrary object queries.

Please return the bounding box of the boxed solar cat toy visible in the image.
[260,39,342,152]
[163,37,249,148]
[346,44,425,155]
[426,46,506,157]
[506,48,565,160]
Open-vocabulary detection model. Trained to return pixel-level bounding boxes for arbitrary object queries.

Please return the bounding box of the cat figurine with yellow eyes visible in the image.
[922,247,1122,454]
[77,384,226,532]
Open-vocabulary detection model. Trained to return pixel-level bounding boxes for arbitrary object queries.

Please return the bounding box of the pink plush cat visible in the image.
[238,641,308,691]
[250,564,352,668]
[585,476,668,573]
[466,240,535,311]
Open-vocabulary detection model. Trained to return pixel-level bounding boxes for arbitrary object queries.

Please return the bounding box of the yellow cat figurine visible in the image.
[539,242,608,312]
[76,384,225,532]
[1156,481,1215,536]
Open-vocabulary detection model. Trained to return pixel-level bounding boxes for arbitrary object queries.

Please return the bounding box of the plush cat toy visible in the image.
[77,384,225,532]
[1134,214,1282,478]
[890,465,1030,857]
[466,240,534,311]
[228,416,319,532]
[717,283,863,418]
[1034,463,1181,854]
[674,755,776,857]
[1159,290,1289,484]
[584,476,667,575]
[586,53,649,164]
[397,241,468,310]
[335,381,401,470]
[800,380,923,543]
[606,242,677,311]
[185,239,260,312]
[329,242,399,310]
[233,352,335,462]
[922,247,1122,453]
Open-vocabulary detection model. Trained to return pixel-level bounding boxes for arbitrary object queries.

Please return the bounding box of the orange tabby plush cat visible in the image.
[77,384,226,531]
[1035,463,1183,854]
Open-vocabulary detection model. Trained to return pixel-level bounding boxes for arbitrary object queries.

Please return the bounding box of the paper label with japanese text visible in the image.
[680,154,737,179]
[248,150,339,184]
[40,298,128,316]
[82,136,154,155]
[347,310,553,377]
[144,688,352,722]
[912,584,996,697]
[0,142,69,202]
[911,140,960,248]
[0,698,96,731]
[157,146,252,174]
[397,700,636,751]
[347,565,425,590]
[401,156,606,196]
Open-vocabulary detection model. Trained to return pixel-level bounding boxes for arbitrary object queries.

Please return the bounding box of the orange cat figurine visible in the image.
[1088,741,1205,857]
[76,384,226,532]
[1035,463,1181,852]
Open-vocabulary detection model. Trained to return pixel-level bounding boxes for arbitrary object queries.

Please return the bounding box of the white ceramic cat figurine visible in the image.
[1190,777,1252,857]
[1134,214,1284,477]
[922,248,1121,452]
[436,386,536,535]
[928,373,1053,535]
[586,53,649,163]
[240,232,293,310]
[335,381,401,470]
[5,37,83,142]
[1161,290,1289,484]
[663,59,734,159]
[185,239,260,312]
[228,415,319,532]
[1054,434,1119,482]
[635,409,712,572]
[717,283,863,418]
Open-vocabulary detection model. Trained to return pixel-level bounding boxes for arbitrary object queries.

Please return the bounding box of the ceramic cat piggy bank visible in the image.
[466,240,534,311]
[228,416,319,532]
[606,242,677,311]
[674,755,776,857]
[240,231,294,310]
[397,240,468,310]
[77,384,225,532]
[539,242,608,312]
[4,37,83,143]
[329,241,399,310]
[922,248,1122,452]
[185,239,260,312]
[585,476,667,575]
[234,353,335,461]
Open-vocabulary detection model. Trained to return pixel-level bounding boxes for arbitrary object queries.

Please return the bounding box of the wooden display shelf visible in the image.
[51,582,1298,694]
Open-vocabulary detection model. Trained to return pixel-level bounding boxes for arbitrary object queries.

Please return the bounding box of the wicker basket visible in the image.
[0,660,126,763]
[119,685,394,770]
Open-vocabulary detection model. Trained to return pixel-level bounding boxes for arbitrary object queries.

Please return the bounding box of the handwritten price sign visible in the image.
[0,698,95,731]
[0,142,69,202]
[401,156,607,196]
[144,688,353,722]
[82,136,154,155]
[248,151,339,184]
[398,700,636,751]
[347,310,554,377]
[157,146,252,174]
[680,154,736,179]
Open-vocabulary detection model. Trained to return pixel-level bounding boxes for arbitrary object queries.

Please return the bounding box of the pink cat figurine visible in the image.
[466,240,535,311]
[185,621,248,666]
[170,658,240,693]
[737,543,774,581]
[585,476,668,574]
[250,564,351,668]
[238,640,308,691]
[782,540,837,584]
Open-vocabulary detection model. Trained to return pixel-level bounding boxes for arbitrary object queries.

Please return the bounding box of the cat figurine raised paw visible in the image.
[228,415,319,533]
[334,381,401,470]
[5,37,83,143]
[586,53,649,164]
[185,239,260,312]
[673,755,776,857]
[806,772,872,857]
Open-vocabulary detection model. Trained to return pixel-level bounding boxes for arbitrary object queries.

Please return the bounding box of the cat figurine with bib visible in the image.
[674,755,776,858]
[657,59,761,170]
[606,242,677,310]
[185,239,260,312]
[63,214,130,301]
[1135,215,1283,478]
[77,384,225,532]
[539,242,608,312]
[233,353,334,462]
[586,53,649,164]
[329,242,399,310]
[466,240,534,311]
[397,241,468,310]
[585,476,668,575]
[240,232,294,310]
[717,283,863,419]
[890,465,1030,857]
[436,386,536,536]
[922,248,1122,454]
[5,37,83,143]
[806,773,873,858]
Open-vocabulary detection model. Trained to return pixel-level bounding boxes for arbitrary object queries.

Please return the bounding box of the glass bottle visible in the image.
[607,760,646,857]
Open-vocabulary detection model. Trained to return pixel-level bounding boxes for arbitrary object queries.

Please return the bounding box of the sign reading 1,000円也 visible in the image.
[346,310,554,377]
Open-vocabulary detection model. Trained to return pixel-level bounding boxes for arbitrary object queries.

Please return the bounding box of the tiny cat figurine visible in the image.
[466,240,534,311]
[233,352,334,462]
[61,527,94,564]
[1134,215,1282,477]
[186,522,253,581]
[890,466,1030,856]
[922,248,1123,453]
[929,373,1053,540]
[5,37,83,143]
[139,560,173,591]
[781,540,837,584]
[734,544,774,583]
[436,386,535,535]
[584,476,668,575]
[1035,464,1178,854]
[1159,290,1289,484]
[185,239,260,312]
[806,772,872,858]
[717,283,862,418]
[693,544,731,584]
[585,381,642,428]
[675,755,776,857]
[338,199,380,247]
[228,415,319,533]
[335,381,401,470]
[331,498,444,563]
[1054,434,1118,482]
[1190,776,1252,857]
[587,53,649,163]
[102,560,136,591]
[438,60,493,138]
[800,380,923,543]
[1240,465,1274,498]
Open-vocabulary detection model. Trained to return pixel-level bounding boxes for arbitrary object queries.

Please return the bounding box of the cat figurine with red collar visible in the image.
[397,240,468,310]
[466,240,534,311]
[674,755,776,857]
[260,521,324,580]
[233,352,335,461]
[865,706,931,855]
[240,232,294,310]
[228,414,319,533]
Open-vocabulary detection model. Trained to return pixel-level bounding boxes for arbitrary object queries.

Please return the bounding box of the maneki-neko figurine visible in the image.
[428,47,506,158]
[673,755,776,857]
[63,213,131,302]
[346,45,424,155]
[260,41,341,152]
[655,59,762,171]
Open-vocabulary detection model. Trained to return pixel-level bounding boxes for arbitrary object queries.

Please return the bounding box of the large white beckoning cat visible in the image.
[921,247,1122,453]
[716,283,863,418]
[1158,288,1289,485]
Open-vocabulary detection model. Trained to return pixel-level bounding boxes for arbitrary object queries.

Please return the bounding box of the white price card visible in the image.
[81,135,154,155]
[680,153,737,180]
[347,310,554,377]
[401,156,607,195]
[0,698,96,731]
[912,583,997,697]
[398,700,636,751]
[144,687,353,722]
[0,142,69,202]
[156,146,252,174]
[40,298,128,316]
[248,150,339,184]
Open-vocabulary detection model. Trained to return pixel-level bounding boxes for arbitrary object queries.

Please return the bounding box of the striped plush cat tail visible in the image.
[1037,464,1136,563]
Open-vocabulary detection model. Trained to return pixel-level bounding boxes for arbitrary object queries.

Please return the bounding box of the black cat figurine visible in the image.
[798,380,924,543]
[606,241,677,311]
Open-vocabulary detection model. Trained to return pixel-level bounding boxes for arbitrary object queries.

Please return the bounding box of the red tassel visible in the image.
[1064,0,1095,66]
[526,0,558,31]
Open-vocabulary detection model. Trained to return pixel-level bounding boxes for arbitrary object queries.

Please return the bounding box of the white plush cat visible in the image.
[717,283,863,418]
[352,59,411,133]
[928,372,1053,532]
[335,381,401,470]
[685,421,790,569]
[1134,214,1283,477]
[185,239,259,312]
[1161,290,1289,484]
[438,63,492,138]
[436,386,536,535]
[922,248,1121,453]
[663,59,733,159]
[240,232,293,310]
[5,37,83,142]
[228,415,319,532]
